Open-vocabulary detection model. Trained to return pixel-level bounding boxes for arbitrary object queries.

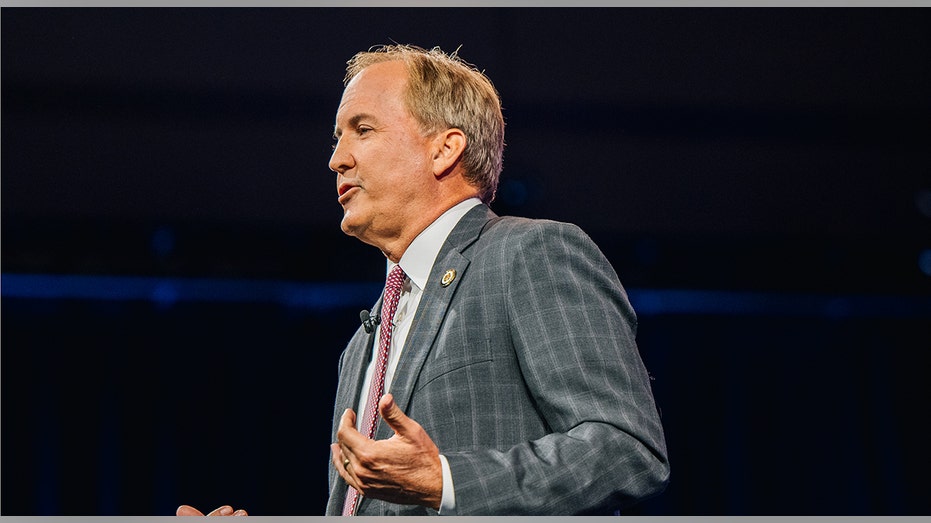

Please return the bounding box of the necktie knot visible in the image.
[381,265,406,323]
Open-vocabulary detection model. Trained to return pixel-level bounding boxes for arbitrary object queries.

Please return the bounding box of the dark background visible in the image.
[3,7,930,516]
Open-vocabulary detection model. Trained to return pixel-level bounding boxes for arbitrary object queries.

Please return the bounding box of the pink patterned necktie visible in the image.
[342,264,406,516]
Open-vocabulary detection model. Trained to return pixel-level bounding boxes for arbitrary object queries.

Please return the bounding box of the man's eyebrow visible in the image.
[333,113,375,139]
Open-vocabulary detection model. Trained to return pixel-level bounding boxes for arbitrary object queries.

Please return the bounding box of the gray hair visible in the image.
[345,44,505,203]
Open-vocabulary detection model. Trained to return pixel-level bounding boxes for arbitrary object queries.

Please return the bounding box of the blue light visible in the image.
[150,226,176,259]
[2,273,929,318]
[919,249,931,278]
[1,273,383,311]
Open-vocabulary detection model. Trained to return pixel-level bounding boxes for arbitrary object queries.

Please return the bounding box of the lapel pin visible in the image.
[440,269,457,287]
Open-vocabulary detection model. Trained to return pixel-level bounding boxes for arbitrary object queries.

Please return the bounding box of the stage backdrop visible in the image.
[3,7,930,516]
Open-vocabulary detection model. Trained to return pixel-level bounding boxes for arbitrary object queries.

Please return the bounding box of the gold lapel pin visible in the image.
[441,269,457,287]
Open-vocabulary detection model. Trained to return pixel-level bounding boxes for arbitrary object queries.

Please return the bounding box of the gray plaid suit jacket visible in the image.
[326,204,669,515]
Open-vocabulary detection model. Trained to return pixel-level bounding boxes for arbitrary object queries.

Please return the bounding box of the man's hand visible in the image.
[331,393,443,510]
[176,504,247,516]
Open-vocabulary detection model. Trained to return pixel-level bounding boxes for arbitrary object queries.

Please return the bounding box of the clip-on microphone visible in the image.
[359,309,381,334]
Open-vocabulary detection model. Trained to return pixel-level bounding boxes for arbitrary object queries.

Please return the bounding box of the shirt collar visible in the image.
[388,197,482,291]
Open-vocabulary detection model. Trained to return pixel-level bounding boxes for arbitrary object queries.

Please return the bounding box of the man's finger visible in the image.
[331,442,348,474]
[206,506,234,516]
[337,408,359,440]
[332,442,363,491]
[337,408,369,449]
[176,505,205,516]
[340,408,356,428]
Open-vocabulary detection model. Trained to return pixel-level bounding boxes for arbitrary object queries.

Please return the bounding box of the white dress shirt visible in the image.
[354,197,481,515]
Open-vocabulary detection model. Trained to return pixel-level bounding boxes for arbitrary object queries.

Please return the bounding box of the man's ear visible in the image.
[432,128,466,178]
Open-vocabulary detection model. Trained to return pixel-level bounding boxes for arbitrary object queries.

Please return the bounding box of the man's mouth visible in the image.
[337,183,359,204]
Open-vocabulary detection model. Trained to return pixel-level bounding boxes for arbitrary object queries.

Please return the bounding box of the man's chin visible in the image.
[339,220,356,237]
[340,215,365,239]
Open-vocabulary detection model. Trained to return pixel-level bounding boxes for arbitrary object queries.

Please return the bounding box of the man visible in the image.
[178,44,668,516]
[326,43,668,516]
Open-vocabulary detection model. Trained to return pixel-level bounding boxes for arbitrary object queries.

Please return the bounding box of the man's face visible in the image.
[329,60,436,253]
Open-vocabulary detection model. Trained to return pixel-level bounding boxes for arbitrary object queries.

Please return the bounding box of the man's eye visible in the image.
[358,126,372,135]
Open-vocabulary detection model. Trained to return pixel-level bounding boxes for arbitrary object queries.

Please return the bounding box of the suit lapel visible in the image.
[327,296,382,514]
[335,329,376,412]
[333,296,382,431]
[376,205,496,438]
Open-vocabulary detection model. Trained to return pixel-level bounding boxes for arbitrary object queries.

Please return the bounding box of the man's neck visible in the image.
[379,195,481,263]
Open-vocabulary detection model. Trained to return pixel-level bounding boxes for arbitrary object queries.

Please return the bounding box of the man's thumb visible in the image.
[378,393,408,431]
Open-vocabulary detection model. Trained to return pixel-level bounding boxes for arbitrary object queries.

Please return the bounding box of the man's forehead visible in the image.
[334,64,409,125]
[340,61,407,101]
[333,92,377,128]
[349,59,407,84]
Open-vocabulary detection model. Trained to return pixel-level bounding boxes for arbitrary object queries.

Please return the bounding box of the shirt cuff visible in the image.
[438,454,457,515]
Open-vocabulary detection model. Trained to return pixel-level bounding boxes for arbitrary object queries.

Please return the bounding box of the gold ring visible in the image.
[343,459,351,469]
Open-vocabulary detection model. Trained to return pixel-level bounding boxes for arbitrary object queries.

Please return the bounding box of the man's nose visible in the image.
[329,138,353,174]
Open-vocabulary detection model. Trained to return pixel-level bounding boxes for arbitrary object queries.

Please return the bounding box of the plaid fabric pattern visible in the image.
[327,205,668,515]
